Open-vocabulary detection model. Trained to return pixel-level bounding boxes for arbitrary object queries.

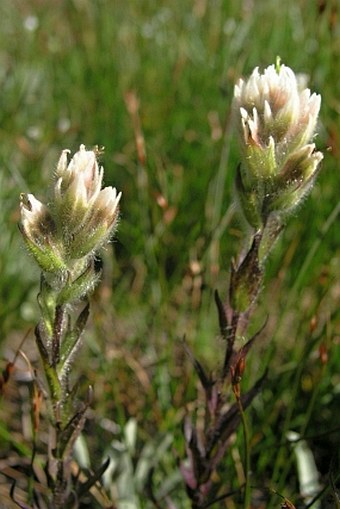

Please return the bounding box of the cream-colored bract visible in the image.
[20,193,47,227]
[233,64,321,157]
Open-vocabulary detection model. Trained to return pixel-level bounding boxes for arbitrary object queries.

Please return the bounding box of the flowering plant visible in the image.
[19,145,121,507]
[181,62,323,509]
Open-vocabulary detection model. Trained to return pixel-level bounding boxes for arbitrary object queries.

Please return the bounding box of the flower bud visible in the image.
[233,62,323,226]
[19,193,66,273]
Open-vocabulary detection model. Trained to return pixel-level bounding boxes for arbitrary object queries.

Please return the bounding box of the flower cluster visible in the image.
[233,62,323,228]
[20,145,121,299]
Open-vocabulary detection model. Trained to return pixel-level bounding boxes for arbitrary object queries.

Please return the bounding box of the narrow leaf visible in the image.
[182,339,212,391]
[76,457,111,498]
[56,404,88,459]
[59,302,90,366]
[207,370,267,454]
[214,290,228,341]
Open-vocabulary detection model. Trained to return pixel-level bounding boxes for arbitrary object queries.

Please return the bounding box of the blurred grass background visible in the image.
[0,0,339,507]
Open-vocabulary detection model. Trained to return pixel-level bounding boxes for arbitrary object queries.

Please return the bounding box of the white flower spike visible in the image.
[233,61,323,227]
[20,145,121,275]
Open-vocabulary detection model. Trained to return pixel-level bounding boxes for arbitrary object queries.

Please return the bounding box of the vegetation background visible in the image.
[0,0,339,507]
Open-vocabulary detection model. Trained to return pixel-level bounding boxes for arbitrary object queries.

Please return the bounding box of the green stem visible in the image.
[35,322,63,406]
[236,393,251,509]
[44,362,63,405]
